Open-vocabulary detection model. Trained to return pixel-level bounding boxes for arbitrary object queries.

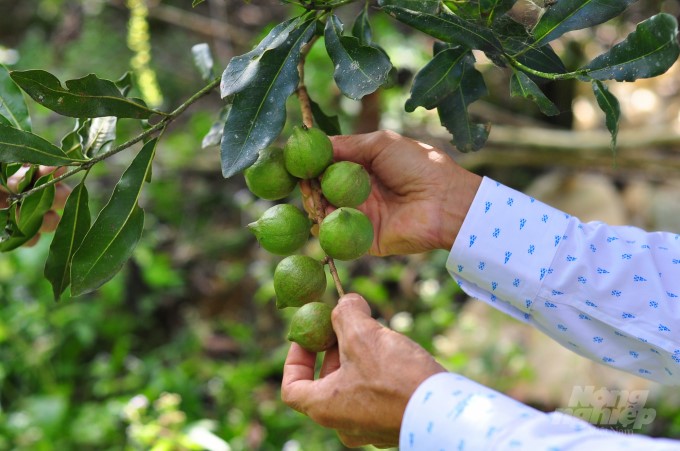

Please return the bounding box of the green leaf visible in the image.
[0,163,22,188]
[495,16,566,74]
[10,70,158,119]
[0,123,86,165]
[510,70,560,116]
[70,138,157,296]
[310,98,341,136]
[405,46,468,112]
[44,179,91,300]
[592,80,620,152]
[220,16,317,178]
[0,204,19,243]
[378,0,440,14]
[220,17,300,98]
[191,43,216,82]
[480,0,517,23]
[0,174,55,252]
[352,6,373,45]
[192,0,205,6]
[0,64,31,131]
[381,5,503,53]
[582,13,680,82]
[532,0,637,47]
[446,0,482,21]
[115,72,134,96]
[0,207,8,236]
[437,52,489,152]
[325,15,393,100]
[202,106,229,149]
[79,116,117,158]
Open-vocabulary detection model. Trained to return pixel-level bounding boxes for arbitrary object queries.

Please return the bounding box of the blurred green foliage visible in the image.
[1,0,679,449]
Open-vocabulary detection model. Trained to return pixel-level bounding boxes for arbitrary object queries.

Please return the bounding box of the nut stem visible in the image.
[296,39,344,299]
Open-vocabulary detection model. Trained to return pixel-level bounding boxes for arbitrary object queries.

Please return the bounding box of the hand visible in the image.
[0,165,71,246]
[317,130,481,255]
[281,293,445,448]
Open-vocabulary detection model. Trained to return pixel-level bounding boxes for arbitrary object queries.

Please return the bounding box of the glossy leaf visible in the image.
[532,0,637,47]
[0,174,55,251]
[592,80,620,151]
[0,124,86,165]
[0,207,8,237]
[80,116,117,157]
[446,0,481,21]
[192,0,205,6]
[352,7,373,45]
[480,0,517,24]
[381,5,502,53]
[220,17,300,98]
[0,64,31,131]
[437,52,489,152]
[310,98,341,136]
[378,0,440,14]
[495,16,566,75]
[406,46,468,112]
[510,70,560,116]
[583,14,680,82]
[44,179,91,300]
[192,43,215,82]
[325,15,393,100]
[115,72,134,96]
[201,106,229,149]
[10,70,157,119]
[220,17,316,178]
[70,138,157,296]
[0,205,19,243]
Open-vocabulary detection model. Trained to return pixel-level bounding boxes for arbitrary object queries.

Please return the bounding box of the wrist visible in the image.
[437,168,482,251]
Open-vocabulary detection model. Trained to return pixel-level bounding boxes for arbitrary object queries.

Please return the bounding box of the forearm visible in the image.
[448,177,680,385]
[401,373,680,450]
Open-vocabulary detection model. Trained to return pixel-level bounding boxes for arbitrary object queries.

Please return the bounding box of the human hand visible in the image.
[281,293,445,448]
[0,165,71,246]
[307,130,482,255]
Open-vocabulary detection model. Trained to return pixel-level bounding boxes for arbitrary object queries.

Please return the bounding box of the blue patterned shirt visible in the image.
[399,177,680,450]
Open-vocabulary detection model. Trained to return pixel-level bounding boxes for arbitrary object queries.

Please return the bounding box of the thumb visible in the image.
[331,293,376,344]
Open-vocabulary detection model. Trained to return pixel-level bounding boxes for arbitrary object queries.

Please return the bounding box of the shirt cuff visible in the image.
[399,372,542,450]
[447,177,571,322]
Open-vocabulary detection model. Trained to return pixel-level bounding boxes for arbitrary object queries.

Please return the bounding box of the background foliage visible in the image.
[1,0,680,449]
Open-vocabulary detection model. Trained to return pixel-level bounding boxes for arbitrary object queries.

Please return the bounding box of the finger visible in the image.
[281,343,318,413]
[7,165,31,193]
[331,293,375,345]
[329,131,399,167]
[337,431,395,449]
[318,345,340,378]
[36,166,58,178]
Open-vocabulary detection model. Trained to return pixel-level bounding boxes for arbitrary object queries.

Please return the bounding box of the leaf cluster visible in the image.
[216,0,678,169]
[0,66,164,299]
[0,0,678,301]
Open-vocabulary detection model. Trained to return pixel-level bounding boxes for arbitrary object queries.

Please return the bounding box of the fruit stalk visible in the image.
[296,39,345,298]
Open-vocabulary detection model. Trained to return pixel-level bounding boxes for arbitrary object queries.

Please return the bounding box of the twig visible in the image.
[10,76,221,203]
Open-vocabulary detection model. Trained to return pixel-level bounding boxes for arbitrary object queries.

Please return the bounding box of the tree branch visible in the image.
[10,76,221,203]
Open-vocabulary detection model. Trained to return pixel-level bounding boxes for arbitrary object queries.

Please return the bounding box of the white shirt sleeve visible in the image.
[400,373,680,450]
[447,177,680,385]
[398,177,680,450]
